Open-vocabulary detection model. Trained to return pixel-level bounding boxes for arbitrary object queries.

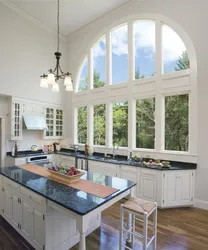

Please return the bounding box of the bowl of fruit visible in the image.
[47,164,84,183]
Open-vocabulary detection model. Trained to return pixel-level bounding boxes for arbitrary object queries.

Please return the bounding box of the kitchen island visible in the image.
[0,166,136,250]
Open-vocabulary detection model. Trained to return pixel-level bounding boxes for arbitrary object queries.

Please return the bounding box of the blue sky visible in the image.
[79,22,187,89]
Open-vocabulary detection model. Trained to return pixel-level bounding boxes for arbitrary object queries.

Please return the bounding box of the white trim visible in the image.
[72,14,197,162]
[0,117,6,167]
[194,199,208,210]
[0,0,67,41]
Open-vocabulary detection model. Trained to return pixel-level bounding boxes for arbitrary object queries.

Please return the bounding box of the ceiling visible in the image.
[7,0,130,36]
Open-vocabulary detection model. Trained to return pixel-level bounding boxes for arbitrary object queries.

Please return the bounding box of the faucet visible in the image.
[70,144,79,153]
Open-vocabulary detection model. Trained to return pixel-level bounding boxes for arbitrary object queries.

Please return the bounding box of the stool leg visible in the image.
[131,214,135,249]
[120,205,124,250]
[143,214,148,250]
[153,207,157,250]
[127,212,132,243]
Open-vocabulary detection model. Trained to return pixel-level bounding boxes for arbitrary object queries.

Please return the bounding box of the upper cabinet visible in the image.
[10,100,23,140]
[44,107,64,139]
[9,97,65,141]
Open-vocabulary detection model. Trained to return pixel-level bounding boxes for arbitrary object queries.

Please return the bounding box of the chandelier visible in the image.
[40,0,73,92]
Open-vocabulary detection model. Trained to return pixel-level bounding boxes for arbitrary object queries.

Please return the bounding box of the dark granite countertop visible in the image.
[0,166,136,216]
[7,149,197,171]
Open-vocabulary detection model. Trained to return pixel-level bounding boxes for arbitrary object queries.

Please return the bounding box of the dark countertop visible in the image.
[0,166,136,216]
[7,149,197,171]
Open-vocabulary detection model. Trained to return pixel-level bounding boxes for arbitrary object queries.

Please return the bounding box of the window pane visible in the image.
[113,101,128,147]
[78,106,87,144]
[165,94,189,151]
[94,104,106,146]
[136,98,155,149]
[93,36,106,88]
[162,24,190,73]
[78,58,88,92]
[134,20,155,79]
[111,24,128,84]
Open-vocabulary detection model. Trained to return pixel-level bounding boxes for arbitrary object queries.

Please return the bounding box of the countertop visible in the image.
[7,149,197,171]
[0,166,136,216]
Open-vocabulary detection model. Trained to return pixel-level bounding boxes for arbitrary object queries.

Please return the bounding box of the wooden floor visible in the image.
[1,201,208,250]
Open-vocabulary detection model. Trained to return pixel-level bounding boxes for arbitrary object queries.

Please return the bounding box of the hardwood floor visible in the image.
[1,201,208,250]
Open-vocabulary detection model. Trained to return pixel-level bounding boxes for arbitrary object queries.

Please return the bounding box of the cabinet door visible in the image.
[33,208,45,249]
[140,175,157,202]
[177,171,193,205]
[4,188,13,220]
[11,193,21,229]
[163,172,178,206]
[0,183,3,214]
[58,156,75,167]
[21,199,33,241]
[11,101,22,140]
[88,161,118,177]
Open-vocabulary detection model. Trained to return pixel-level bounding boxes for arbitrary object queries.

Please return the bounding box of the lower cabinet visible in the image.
[55,155,75,167]
[140,175,157,202]
[163,171,194,207]
[88,160,118,177]
[1,176,45,250]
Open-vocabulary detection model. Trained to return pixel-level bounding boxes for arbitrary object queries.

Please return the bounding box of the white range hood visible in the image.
[23,115,48,130]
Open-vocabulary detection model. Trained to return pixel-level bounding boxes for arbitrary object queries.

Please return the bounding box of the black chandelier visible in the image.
[40,0,73,92]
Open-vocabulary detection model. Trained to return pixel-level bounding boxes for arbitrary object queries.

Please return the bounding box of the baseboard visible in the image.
[194,199,208,210]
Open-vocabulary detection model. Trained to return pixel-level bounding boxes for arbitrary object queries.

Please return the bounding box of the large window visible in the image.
[111,24,128,84]
[165,94,189,151]
[77,106,87,144]
[94,104,106,146]
[136,98,155,149]
[113,101,128,147]
[74,17,196,157]
[162,24,189,73]
[134,20,155,79]
[93,36,106,88]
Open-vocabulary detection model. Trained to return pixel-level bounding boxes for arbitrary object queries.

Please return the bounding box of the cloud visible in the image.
[92,22,187,63]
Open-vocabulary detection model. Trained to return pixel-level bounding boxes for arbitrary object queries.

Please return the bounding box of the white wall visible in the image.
[67,0,208,206]
[0,4,70,152]
[0,3,68,106]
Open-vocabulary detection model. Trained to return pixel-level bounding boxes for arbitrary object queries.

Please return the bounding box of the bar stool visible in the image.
[119,197,157,250]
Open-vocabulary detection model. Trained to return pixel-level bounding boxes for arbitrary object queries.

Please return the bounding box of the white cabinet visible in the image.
[162,171,194,207]
[1,176,46,250]
[4,188,13,220]
[119,165,139,197]
[44,107,65,139]
[55,155,75,167]
[10,100,23,140]
[11,191,22,229]
[88,160,118,177]
[6,156,27,167]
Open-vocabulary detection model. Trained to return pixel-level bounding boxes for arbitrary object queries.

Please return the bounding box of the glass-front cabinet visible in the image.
[11,101,23,140]
[44,107,64,139]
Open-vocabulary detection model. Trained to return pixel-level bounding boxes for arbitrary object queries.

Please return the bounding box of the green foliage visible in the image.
[78,52,189,151]
[174,51,190,71]
[113,102,128,147]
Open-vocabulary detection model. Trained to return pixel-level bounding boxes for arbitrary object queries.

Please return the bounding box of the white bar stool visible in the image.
[119,197,157,250]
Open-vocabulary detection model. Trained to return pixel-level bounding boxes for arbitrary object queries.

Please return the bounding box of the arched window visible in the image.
[73,16,196,159]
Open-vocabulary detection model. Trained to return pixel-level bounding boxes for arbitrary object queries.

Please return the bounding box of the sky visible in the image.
[79,21,187,89]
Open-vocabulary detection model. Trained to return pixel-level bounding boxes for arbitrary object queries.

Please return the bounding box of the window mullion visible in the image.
[88,49,93,90]
[106,102,112,147]
[155,20,163,151]
[87,104,93,145]
[128,98,136,150]
[128,20,134,82]
[106,31,112,86]
[73,107,78,144]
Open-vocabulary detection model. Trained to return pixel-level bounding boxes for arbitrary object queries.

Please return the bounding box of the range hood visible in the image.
[23,115,48,130]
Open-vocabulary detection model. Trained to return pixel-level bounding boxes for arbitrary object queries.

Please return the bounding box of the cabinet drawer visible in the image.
[20,186,46,206]
[15,158,27,165]
[3,176,20,189]
[141,168,157,176]
[120,165,138,173]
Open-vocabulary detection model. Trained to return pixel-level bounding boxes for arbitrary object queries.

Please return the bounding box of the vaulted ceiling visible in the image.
[4,0,130,36]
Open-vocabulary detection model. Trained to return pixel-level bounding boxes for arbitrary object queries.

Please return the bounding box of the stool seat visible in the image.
[123,197,156,214]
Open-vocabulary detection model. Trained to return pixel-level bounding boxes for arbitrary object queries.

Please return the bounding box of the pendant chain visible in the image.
[57,0,60,52]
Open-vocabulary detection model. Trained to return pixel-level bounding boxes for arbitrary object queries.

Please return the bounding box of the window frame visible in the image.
[72,14,197,162]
